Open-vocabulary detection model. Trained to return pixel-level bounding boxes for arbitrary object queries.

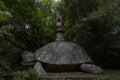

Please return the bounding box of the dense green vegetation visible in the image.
[0,0,120,79]
[60,0,120,68]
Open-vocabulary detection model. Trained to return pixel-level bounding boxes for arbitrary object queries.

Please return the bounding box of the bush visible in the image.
[12,69,37,80]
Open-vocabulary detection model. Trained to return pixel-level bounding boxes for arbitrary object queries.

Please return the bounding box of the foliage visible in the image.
[60,0,120,67]
[0,36,22,76]
[60,0,99,41]
[85,0,120,66]
[0,11,11,21]
[105,70,120,77]
[0,0,57,51]
[0,0,11,27]
[0,0,58,79]
[12,69,37,80]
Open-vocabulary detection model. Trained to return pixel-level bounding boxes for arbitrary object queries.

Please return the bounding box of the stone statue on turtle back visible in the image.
[22,9,103,76]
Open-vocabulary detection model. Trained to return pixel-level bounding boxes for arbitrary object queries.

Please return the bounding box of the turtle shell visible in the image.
[35,41,93,64]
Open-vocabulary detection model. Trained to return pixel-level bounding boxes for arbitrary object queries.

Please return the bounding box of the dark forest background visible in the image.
[0,0,120,79]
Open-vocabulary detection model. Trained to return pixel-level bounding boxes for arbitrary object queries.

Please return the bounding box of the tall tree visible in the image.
[60,0,120,68]
[1,0,57,51]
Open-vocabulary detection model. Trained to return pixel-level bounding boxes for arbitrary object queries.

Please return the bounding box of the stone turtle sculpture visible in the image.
[22,42,103,76]
[22,10,103,75]
[34,41,103,75]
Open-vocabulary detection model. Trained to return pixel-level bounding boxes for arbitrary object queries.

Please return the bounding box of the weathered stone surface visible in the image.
[80,63,103,74]
[34,62,46,76]
[37,72,119,80]
[22,50,35,62]
[38,77,119,80]
[35,41,93,64]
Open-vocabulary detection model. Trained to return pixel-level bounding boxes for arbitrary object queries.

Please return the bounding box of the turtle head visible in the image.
[22,50,36,66]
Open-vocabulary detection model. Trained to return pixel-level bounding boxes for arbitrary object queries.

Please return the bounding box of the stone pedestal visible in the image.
[38,72,119,80]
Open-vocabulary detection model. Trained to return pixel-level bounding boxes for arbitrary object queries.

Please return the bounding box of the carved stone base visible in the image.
[37,72,119,80]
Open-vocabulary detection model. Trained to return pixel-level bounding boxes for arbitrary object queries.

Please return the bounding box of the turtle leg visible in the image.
[34,62,46,76]
[80,63,103,74]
